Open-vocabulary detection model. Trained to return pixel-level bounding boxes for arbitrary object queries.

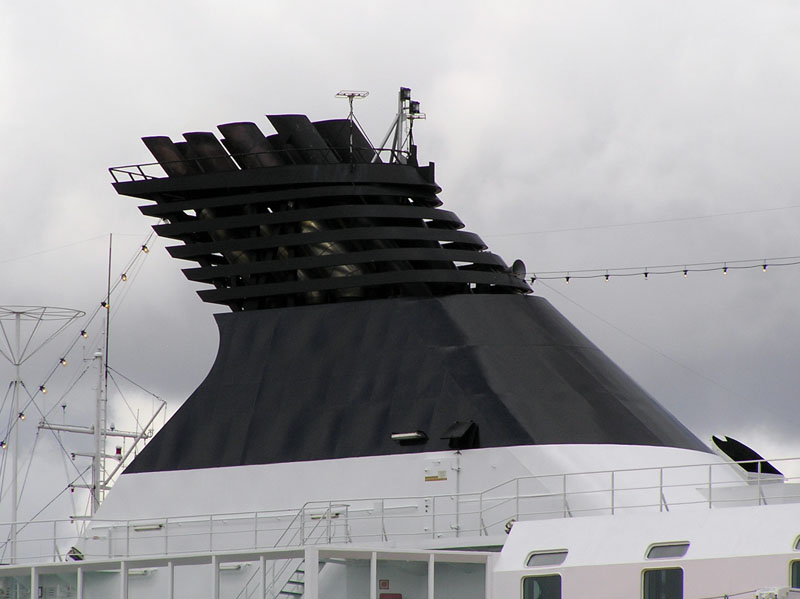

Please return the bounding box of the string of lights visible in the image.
[528,254,800,285]
[0,229,158,455]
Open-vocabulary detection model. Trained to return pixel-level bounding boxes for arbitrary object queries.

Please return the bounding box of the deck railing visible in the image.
[1,457,798,564]
[108,147,414,183]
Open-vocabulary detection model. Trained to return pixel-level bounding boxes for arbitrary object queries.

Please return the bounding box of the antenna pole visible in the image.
[335,90,369,163]
[10,312,20,564]
[91,349,104,515]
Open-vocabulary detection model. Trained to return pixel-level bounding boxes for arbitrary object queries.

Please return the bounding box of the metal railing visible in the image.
[108,147,414,183]
[2,457,798,564]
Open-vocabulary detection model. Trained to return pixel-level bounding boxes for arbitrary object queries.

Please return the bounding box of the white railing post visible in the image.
[301,509,306,544]
[53,521,58,561]
[478,492,484,535]
[431,497,436,539]
[515,479,520,520]
[610,471,615,515]
[708,465,713,509]
[562,474,567,518]
[209,515,214,552]
[165,518,169,556]
[381,499,387,541]
[757,460,763,506]
[254,512,258,549]
[327,501,332,544]
[659,468,664,512]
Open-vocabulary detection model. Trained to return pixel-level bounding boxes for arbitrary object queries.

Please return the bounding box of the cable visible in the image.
[0,235,107,266]
[537,280,758,408]
[529,255,800,283]
[695,590,756,599]
[483,204,800,238]
[106,366,162,400]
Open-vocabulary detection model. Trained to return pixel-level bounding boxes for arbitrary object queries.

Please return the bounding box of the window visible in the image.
[646,542,689,560]
[523,574,561,599]
[791,560,800,588]
[526,550,568,567]
[643,568,683,599]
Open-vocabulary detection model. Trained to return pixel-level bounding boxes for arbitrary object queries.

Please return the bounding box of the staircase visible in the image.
[235,505,337,599]
[277,564,306,598]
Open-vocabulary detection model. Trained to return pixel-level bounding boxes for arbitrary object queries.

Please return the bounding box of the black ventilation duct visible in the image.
[441,421,480,450]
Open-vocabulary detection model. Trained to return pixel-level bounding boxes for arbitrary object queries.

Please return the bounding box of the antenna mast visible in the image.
[0,306,84,563]
[375,87,426,164]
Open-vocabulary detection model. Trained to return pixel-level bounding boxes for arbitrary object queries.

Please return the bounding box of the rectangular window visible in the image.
[643,568,683,599]
[523,574,561,599]
[526,550,568,567]
[791,560,800,588]
[646,543,689,559]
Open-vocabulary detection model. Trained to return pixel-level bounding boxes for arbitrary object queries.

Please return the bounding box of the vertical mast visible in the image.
[91,350,104,515]
[10,312,20,564]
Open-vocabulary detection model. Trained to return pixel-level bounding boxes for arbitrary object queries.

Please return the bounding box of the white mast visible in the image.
[92,349,105,514]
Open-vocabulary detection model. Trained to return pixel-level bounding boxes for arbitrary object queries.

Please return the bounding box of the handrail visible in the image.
[2,456,799,564]
[108,147,415,183]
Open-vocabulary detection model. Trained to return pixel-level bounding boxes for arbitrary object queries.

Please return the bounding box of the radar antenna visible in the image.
[335,90,369,163]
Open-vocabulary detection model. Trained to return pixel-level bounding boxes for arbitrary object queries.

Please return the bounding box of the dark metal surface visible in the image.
[218,122,285,169]
[115,114,526,309]
[124,294,708,474]
[115,109,710,474]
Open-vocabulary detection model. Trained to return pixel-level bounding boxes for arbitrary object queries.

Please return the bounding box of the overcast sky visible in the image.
[2,0,800,524]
